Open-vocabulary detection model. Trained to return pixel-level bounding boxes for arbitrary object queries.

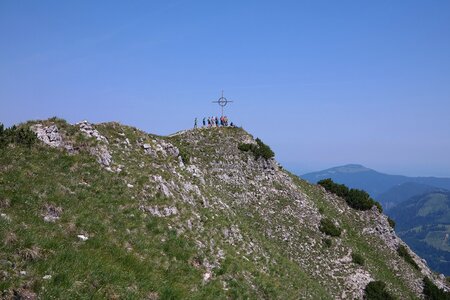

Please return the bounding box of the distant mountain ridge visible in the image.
[378,182,447,211]
[301,164,450,203]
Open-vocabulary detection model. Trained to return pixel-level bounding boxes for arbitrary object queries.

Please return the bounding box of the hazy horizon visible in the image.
[1,1,449,177]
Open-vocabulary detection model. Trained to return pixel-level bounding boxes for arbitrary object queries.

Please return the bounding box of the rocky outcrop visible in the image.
[89,145,112,167]
[30,121,113,167]
[77,120,108,143]
[76,121,112,167]
[140,139,180,159]
[30,124,63,148]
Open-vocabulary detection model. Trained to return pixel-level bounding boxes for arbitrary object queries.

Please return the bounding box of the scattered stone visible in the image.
[77,120,108,143]
[12,288,37,300]
[0,198,11,208]
[0,213,11,222]
[203,271,212,282]
[77,234,89,241]
[139,205,178,217]
[127,183,134,188]
[43,274,52,280]
[42,203,63,223]
[90,145,112,166]
[152,175,173,197]
[146,292,159,300]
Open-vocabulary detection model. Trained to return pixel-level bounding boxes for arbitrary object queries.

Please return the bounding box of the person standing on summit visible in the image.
[194,117,197,129]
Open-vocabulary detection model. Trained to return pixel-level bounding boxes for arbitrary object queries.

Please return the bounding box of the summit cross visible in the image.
[212,90,233,117]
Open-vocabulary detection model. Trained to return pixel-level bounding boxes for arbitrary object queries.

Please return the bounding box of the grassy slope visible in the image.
[0,120,428,299]
[0,124,327,299]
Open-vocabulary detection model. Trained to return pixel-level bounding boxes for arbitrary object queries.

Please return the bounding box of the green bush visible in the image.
[254,138,274,159]
[346,188,374,210]
[351,252,365,266]
[388,217,396,229]
[317,178,348,198]
[237,143,254,152]
[423,277,450,300]
[364,281,396,300]
[319,218,341,237]
[318,178,382,212]
[179,148,190,164]
[0,123,37,149]
[323,238,332,248]
[238,138,274,160]
[397,245,419,270]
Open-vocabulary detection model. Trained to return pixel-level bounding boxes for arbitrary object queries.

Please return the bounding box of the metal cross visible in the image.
[212,90,233,117]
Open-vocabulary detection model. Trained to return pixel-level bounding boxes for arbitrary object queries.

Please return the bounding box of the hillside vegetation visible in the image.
[0,118,449,299]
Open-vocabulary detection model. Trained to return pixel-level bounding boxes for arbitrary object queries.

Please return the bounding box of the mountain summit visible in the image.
[0,118,448,299]
[312,164,373,174]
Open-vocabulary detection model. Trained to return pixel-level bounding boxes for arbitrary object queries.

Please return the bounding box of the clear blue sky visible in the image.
[1,1,450,177]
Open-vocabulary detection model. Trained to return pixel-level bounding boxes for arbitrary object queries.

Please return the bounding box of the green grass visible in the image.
[0,146,203,298]
[397,245,420,270]
[319,218,342,237]
[0,120,434,299]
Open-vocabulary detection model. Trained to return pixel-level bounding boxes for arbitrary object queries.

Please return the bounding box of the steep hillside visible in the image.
[390,191,450,275]
[0,118,448,299]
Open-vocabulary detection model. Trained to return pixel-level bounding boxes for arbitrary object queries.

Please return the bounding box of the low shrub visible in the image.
[237,143,253,152]
[323,238,332,248]
[388,217,396,229]
[238,138,274,160]
[317,178,348,198]
[364,281,395,300]
[319,218,341,237]
[397,245,419,270]
[423,277,450,300]
[346,188,375,210]
[179,148,190,164]
[318,178,382,212]
[254,138,274,159]
[0,123,37,149]
[351,252,365,266]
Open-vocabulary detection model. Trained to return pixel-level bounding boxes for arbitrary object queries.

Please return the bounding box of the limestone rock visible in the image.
[139,205,178,217]
[42,204,62,223]
[77,234,89,241]
[77,120,108,143]
[89,145,112,167]
[30,124,63,148]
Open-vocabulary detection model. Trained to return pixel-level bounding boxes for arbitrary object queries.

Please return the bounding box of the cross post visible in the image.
[212,90,233,118]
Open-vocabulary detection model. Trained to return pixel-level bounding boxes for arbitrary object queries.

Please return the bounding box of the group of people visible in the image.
[194,116,233,128]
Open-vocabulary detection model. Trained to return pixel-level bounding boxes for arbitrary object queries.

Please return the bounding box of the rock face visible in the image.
[30,124,63,148]
[77,120,109,144]
[30,120,114,168]
[6,120,450,299]
[77,121,112,167]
